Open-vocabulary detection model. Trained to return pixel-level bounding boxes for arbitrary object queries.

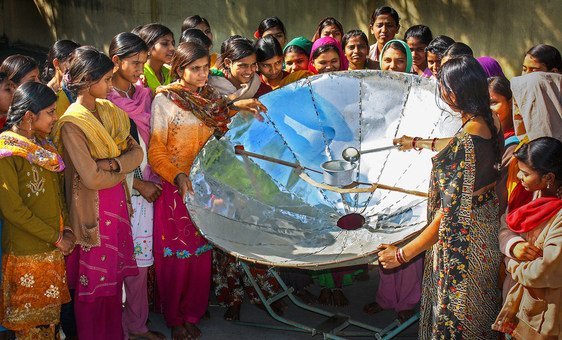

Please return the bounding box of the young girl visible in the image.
[489,76,516,152]
[255,35,311,89]
[206,37,279,321]
[308,36,348,74]
[0,54,40,86]
[283,37,312,73]
[379,39,413,73]
[404,25,433,76]
[503,71,562,216]
[181,15,217,67]
[255,16,287,48]
[181,15,213,41]
[425,35,455,78]
[363,39,421,322]
[148,41,266,338]
[138,23,176,93]
[493,137,562,339]
[379,56,503,338]
[522,44,561,74]
[312,17,344,43]
[342,30,378,70]
[0,82,73,338]
[209,36,271,99]
[43,40,81,118]
[107,32,165,340]
[368,6,400,63]
[0,72,15,129]
[51,46,143,340]
[43,40,81,93]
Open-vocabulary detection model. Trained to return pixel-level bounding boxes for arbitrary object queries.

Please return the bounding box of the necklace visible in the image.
[114,83,133,99]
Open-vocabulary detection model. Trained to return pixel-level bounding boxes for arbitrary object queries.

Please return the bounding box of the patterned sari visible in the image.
[420,132,502,339]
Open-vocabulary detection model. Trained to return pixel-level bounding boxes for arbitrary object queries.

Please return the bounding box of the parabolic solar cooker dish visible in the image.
[187,70,461,270]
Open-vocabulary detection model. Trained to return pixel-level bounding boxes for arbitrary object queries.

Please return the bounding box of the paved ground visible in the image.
[148,266,419,339]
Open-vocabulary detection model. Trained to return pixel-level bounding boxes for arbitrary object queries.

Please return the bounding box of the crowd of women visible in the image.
[0,4,561,340]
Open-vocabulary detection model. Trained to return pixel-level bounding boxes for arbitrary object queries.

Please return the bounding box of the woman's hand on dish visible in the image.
[377,244,400,269]
[233,98,267,121]
[393,135,414,151]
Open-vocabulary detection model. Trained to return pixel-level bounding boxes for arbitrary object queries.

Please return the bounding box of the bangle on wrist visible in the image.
[54,232,63,246]
[396,247,407,264]
[412,137,423,151]
[431,138,438,152]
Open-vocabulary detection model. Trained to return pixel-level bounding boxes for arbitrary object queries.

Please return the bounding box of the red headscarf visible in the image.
[308,37,348,74]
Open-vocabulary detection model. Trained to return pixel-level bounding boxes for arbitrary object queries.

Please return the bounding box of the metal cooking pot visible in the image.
[321,160,356,187]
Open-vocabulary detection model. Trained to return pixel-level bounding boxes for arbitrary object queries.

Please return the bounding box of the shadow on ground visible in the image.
[149,266,418,339]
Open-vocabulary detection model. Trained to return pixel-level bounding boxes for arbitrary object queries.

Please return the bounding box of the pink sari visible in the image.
[66,183,138,339]
[67,184,138,301]
[153,181,212,326]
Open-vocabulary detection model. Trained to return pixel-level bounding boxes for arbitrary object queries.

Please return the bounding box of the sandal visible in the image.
[128,330,166,340]
[317,288,333,306]
[363,301,384,315]
[331,289,349,307]
[223,304,241,321]
[183,322,202,339]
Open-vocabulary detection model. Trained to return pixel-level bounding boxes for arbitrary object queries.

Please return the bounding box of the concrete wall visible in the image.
[1,0,561,78]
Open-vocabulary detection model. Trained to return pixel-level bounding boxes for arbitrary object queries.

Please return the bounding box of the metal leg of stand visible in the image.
[382,313,420,340]
[238,262,317,335]
[235,262,417,339]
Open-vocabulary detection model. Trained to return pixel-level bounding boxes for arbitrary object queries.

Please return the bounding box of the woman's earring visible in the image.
[547,182,551,190]
[27,119,32,131]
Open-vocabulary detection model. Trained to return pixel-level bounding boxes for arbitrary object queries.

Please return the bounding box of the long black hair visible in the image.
[425,35,455,58]
[404,25,432,45]
[109,32,148,59]
[0,55,39,85]
[256,16,286,38]
[443,42,474,59]
[170,42,210,79]
[3,82,56,131]
[66,46,114,96]
[255,35,283,62]
[342,30,369,50]
[42,39,81,82]
[137,23,174,50]
[313,17,343,41]
[181,15,211,34]
[514,137,562,181]
[439,56,501,171]
[216,36,255,70]
[526,44,562,71]
[180,28,212,49]
[488,76,512,101]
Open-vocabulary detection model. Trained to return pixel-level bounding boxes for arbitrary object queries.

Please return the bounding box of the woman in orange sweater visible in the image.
[148,41,265,339]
